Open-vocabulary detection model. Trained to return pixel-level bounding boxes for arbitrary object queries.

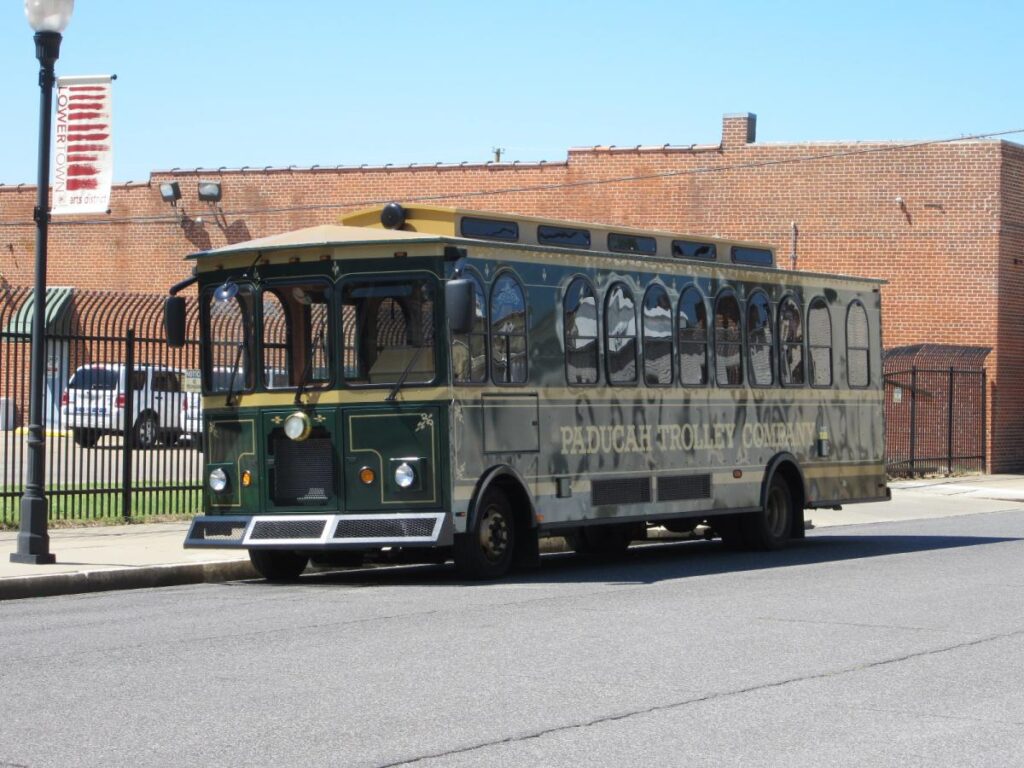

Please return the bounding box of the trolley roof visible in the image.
[187,204,884,286]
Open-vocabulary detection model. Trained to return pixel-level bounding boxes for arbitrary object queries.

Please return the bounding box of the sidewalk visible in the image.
[3,475,1023,601]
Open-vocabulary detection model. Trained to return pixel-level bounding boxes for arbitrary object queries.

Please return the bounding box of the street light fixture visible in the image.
[12,0,75,565]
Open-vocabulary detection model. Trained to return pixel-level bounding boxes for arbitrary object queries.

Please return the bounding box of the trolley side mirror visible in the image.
[445,279,475,335]
[164,296,187,348]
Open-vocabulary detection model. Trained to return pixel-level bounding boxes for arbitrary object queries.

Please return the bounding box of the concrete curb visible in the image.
[0,560,258,601]
[0,536,589,601]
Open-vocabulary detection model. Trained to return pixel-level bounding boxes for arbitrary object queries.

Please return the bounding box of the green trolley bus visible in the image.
[164,203,888,580]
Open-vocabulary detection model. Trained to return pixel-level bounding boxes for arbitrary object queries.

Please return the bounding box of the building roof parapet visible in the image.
[568,143,720,154]
[148,160,567,178]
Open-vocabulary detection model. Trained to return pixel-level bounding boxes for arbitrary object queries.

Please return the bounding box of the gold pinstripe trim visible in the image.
[209,385,881,410]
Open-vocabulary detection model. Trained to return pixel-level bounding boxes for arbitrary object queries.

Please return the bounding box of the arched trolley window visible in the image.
[807,297,833,387]
[747,290,774,386]
[642,284,673,386]
[847,300,870,388]
[605,282,637,385]
[778,295,805,387]
[714,289,743,386]
[564,277,599,385]
[452,270,488,385]
[490,272,528,384]
[678,287,709,386]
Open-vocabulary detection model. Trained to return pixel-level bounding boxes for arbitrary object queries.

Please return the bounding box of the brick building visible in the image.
[1,113,1022,470]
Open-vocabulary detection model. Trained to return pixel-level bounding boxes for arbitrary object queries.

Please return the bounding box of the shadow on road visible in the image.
[259,529,1021,590]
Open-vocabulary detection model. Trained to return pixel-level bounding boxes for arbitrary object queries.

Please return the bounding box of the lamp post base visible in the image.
[10,552,57,565]
[10,494,56,565]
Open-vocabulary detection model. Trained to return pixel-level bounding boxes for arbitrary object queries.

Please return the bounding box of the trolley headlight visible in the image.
[209,467,229,493]
[283,411,312,441]
[394,461,416,489]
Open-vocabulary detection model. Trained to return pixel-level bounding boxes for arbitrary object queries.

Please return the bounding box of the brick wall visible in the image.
[1,113,1021,469]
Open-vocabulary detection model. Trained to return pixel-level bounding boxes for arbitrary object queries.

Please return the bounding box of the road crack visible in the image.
[373,626,1024,767]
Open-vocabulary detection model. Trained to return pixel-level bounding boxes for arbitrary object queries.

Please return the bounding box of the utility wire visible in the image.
[1,127,1022,229]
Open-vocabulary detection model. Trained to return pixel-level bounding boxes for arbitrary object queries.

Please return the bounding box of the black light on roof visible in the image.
[381,202,406,230]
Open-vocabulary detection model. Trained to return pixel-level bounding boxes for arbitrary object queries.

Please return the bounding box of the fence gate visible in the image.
[1,287,201,526]
[884,345,989,477]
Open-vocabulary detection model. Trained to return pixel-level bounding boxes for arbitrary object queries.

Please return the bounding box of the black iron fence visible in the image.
[1,287,202,526]
[884,366,987,477]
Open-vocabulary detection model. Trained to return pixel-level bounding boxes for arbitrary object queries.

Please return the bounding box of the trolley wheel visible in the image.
[133,412,159,449]
[568,523,635,557]
[740,475,794,550]
[248,549,309,581]
[453,487,516,580]
[72,429,100,448]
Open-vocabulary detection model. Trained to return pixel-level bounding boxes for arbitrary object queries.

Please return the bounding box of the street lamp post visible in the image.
[11,0,75,565]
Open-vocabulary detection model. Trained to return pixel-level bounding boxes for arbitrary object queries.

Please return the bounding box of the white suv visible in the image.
[61,364,185,448]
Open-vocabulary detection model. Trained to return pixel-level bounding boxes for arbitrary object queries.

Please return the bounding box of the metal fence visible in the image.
[1,287,202,525]
[884,366,987,477]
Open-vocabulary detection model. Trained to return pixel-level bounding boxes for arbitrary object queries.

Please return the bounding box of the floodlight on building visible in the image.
[198,180,222,203]
[159,181,181,205]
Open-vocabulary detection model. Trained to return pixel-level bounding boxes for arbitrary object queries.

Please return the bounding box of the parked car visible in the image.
[61,364,185,448]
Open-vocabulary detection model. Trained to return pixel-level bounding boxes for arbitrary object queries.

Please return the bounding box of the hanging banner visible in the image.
[52,75,114,216]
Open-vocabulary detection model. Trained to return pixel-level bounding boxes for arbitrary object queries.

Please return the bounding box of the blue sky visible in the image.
[1,0,1021,185]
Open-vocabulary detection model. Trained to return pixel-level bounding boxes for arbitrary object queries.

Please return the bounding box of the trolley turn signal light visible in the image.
[241,470,253,487]
[359,467,376,485]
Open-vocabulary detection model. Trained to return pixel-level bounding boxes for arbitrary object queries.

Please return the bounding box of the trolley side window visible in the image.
[490,272,528,385]
[642,284,673,386]
[714,290,743,387]
[847,300,870,388]
[605,282,638,385]
[452,271,488,385]
[808,297,833,387]
[564,277,599,386]
[747,290,774,386]
[678,286,709,386]
[779,295,805,387]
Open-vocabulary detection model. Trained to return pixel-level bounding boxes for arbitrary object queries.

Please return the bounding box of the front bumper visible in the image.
[184,513,452,550]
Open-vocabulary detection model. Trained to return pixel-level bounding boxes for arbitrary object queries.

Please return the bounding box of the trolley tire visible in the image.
[248,549,309,581]
[740,475,794,551]
[72,429,100,448]
[568,523,635,557]
[453,487,516,580]
[133,412,159,449]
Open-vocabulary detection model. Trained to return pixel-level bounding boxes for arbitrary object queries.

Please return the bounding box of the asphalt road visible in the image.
[2,509,1023,768]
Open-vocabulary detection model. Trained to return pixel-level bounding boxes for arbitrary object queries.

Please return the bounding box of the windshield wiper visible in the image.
[386,342,426,403]
[295,324,327,405]
[224,341,245,407]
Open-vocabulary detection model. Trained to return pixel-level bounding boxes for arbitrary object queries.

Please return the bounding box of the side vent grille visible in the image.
[657,474,712,502]
[591,477,652,507]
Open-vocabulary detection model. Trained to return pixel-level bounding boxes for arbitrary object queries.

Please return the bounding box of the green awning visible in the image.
[4,287,74,336]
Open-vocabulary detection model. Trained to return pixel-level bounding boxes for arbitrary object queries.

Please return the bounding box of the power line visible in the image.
[2,127,1022,229]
